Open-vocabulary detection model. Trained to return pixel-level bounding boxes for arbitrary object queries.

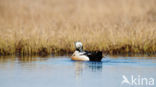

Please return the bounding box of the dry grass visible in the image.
[0,0,156,56]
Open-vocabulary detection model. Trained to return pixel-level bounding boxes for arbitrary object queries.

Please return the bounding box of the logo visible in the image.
[121,75,155,86]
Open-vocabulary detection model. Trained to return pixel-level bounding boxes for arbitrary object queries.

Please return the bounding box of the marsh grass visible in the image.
[0,0,156,56]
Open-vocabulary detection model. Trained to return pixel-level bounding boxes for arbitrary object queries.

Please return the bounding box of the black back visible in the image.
[85,51,103,62]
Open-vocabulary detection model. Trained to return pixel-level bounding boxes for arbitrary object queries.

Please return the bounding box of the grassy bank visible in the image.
[0,0,156,56]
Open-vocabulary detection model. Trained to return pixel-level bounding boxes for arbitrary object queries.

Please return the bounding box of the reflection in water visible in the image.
[17,56,50,63]
[74,62,83,79]
[0,56,51,71]
[87,62,102,72]
[0,56,49,63]
[0,56,16,63]
[74,61,103,79]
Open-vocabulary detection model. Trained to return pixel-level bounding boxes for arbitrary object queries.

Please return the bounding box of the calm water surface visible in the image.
[0,56,156,87]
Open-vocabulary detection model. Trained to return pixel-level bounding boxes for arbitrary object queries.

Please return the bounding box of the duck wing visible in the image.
[84,51,103,61]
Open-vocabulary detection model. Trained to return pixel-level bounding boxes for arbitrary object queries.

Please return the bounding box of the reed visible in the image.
[0,0,156,56]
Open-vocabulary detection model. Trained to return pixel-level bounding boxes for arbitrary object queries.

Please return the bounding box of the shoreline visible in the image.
[0,48,156,57]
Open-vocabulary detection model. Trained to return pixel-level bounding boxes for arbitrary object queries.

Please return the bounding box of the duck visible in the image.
[71,42,103,61]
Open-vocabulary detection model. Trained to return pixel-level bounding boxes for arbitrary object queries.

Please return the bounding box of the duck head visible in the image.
[75,42,83,52]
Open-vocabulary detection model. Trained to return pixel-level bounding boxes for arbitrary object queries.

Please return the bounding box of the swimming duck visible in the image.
[71,42,103,61]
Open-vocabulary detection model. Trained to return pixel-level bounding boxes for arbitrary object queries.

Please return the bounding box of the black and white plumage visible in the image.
[71,42,103,61]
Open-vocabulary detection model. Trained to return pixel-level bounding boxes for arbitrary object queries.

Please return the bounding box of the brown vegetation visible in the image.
[0,0,156,56]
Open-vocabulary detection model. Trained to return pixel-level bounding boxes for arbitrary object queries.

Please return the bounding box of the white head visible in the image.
[75,41,83,52]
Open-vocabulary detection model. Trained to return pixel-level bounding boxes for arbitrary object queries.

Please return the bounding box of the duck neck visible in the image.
[76,48,83,52]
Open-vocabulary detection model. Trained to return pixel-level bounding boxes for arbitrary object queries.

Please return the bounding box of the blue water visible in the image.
[0,56,156,87]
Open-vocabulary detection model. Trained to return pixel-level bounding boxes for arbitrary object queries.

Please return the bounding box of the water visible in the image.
[0,56,156,87]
